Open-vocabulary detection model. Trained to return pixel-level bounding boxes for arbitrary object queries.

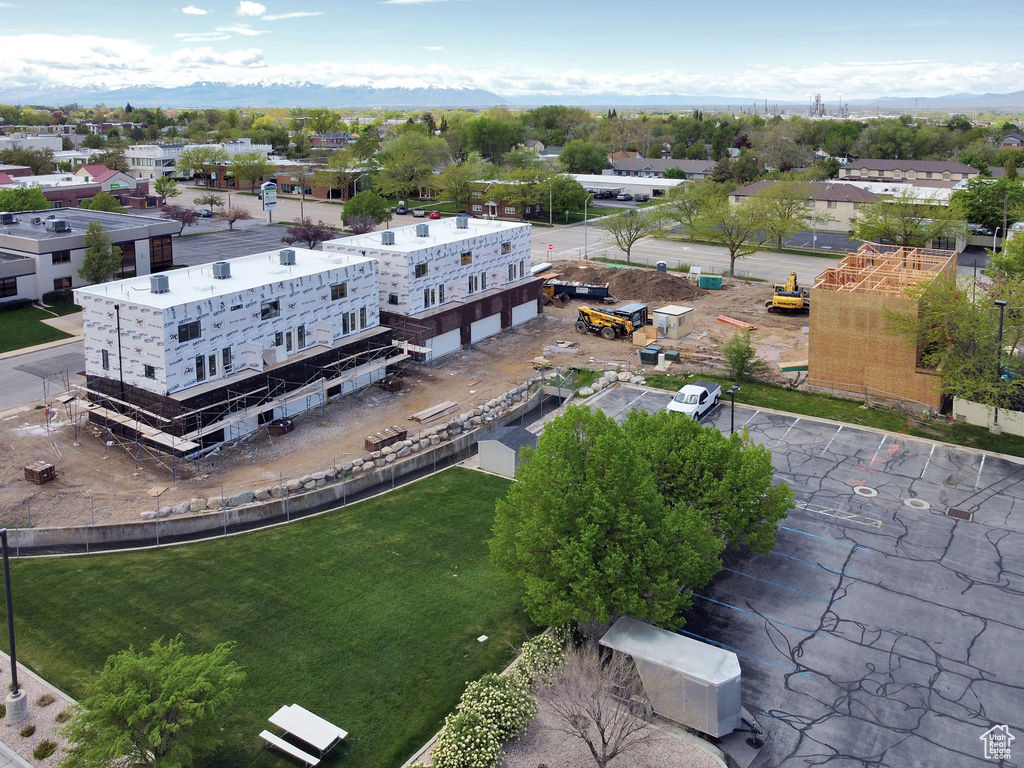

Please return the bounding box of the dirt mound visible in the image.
[550,262,707,305]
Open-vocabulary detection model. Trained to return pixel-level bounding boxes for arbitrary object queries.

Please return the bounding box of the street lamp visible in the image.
[583,193,593,261]
[994,299,1007,427]
[994,226,1002,254]
[0,530,26,724]
[726,385,741,435]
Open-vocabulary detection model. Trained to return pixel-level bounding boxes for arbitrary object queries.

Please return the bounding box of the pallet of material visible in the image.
[409,401,458,423]
[365,424,409,451]
[716,315,757,330]
[24,461,56,485]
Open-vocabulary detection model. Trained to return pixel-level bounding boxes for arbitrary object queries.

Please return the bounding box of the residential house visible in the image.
[606,156,715,179]
[323,217,540,361]
[311,132,354,149]
[1000,132,1024,148]
[729,180,878,233]
[74,247,395,452]
[0,208,178,303]
[838,159,978,185]
[466,180,544,220]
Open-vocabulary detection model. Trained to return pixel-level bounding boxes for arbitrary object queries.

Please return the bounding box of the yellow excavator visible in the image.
[575,306,635,340]
[766,272,810,313]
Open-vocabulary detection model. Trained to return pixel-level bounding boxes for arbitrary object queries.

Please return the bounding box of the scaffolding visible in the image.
[813,243,955,296]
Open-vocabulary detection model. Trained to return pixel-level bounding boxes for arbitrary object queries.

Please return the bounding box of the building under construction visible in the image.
[808,243,956,408]
[73,246,411,461]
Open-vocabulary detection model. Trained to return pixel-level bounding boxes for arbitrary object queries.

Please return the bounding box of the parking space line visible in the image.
[771,550,862,580]
[779,524,869,551]
[722,567,838,603]
[975,455,986,490]
[869,435,888,465]
[821,425,842,455]
[742,410,760,428]
[920,444,935,478]
[676,628,809,675]
[796,500,884,530]
[773,417,800,447]
[694,594,821,634]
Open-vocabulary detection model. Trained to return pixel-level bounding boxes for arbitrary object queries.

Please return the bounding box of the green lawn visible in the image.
[0,305,75,353]
[3,468,533,768]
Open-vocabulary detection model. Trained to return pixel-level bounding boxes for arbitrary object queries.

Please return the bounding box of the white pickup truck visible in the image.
[666,381,721,421]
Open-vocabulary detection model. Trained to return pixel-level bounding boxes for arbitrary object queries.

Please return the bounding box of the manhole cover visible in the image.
[904,497,930,510]
[946,507,973,521]
[853,485,878,497]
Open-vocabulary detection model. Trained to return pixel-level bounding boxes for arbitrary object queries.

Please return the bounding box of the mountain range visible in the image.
[1,81,1024,111]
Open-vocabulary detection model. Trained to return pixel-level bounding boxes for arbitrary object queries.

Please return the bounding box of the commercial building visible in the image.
[74,247,399,454]
[0,209,178,303]
[838,159,978,185]
[125,139,272,181]
[323,216,541,360]
[0,168,153,210]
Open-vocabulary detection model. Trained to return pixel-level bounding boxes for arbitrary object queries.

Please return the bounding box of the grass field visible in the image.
[0,305,76,353]
[2,468,532,767]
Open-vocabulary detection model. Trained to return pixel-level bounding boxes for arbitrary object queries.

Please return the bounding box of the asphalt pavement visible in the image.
[587,385,1024,768]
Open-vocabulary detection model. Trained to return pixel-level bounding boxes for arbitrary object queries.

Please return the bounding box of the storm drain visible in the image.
[904,497,931,510]
[853,485,878,498]
[946,507,973,521]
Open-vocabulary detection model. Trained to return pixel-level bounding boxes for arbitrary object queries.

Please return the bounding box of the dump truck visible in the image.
[766,271,810,313]
[541,275,615,306]
[575,306,635,340]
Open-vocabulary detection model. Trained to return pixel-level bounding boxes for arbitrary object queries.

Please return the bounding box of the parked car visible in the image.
[666,381,721,421]
[395,205,409,215]
[634,193,650,202]
[428,210,441,219]
[616,192,634,201]
[195,208,214,218]
[412,207,426,217]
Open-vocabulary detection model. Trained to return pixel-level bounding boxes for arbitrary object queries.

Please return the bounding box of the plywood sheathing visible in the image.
[808,243,956,408]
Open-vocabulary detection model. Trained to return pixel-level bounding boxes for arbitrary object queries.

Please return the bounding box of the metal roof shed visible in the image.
[600,616,741,737]
[477,425,537,479]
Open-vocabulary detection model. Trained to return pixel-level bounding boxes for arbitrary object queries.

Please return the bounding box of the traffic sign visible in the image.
[261,182,277,211]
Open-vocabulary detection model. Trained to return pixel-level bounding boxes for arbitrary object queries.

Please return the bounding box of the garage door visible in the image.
[511,299,537,326]
[426,328,461,361]
[470,313,502,343]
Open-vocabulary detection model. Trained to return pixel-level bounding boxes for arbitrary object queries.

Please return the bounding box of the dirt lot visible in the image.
[0,264,807,528]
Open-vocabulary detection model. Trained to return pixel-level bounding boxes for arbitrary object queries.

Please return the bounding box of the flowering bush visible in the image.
[457,673,537,741]
[509,631,564,689]
[431,708,502,768]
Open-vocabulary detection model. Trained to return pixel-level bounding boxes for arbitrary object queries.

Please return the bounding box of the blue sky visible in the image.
[1,0,1022,100]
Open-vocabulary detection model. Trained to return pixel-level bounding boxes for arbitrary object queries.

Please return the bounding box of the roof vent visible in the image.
[381,230,395,245]
[0,212,14,225]
[455,214,469,229]
[150,274,169,294]
[211,261,231,279]
[415,223,429,238]
[30,217,41,225]
[279,249,296,266]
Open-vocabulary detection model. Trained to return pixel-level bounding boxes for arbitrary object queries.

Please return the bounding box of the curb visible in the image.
[0,336,83,362]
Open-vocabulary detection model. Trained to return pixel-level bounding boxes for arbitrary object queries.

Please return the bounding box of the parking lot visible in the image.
[587,385,1024,768]
[170,220,304,266]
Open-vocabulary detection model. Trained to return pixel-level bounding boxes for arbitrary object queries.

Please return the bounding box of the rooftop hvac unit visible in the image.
[211,261,231,279]
[30,217,41,225]
[279,249,296,265]
[455,214,469,229]
[0,212,14,225]
[415,223,429,238]
[44,218,69,232]
[381,230,395,245]
[150,274,169,294]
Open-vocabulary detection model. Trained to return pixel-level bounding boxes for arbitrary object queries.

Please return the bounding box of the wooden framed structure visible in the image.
[808,243,956,408]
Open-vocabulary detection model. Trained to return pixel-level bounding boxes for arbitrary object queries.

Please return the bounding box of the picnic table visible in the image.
[261,704,347,765]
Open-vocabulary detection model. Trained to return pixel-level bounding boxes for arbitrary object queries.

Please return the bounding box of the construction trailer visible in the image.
[600,616,742,738]
[808,242,956,407]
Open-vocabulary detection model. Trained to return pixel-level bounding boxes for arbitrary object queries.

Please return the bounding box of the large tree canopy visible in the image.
[490,405,791,628]
[851,187,966,247]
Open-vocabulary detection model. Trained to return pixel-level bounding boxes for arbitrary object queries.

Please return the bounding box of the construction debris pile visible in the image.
[552,262,708,305]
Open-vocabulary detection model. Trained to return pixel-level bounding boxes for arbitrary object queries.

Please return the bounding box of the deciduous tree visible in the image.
[160,204,200,236]
[693,197,771,276]
[193,192,224,209]
[373,132,449,200]
[661,180,731,237]
[78,192,123,212]
[755,178,821,249]
[851,187,966,247]
[281,218,336,249]
[0,147,55,174]
[153,176,179,201]
[598,208,661,263]
[0,187,49,211]
[77,221,122,285]
[558,140,608,175]
[175,146,228,185]
[60,636,244,768]
[219,206,252,230]
[437,153,491,213]
[230,152,275,193]
[343,189,389,226]
[490,405,724,628]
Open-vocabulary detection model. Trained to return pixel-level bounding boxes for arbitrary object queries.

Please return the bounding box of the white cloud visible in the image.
[422,46,443,51]
[261,11,323,20]
[181,5,208,14]
[175,31,231,42]
[235,1,266,16]
[215,23,270,36]
[383,0,466,5]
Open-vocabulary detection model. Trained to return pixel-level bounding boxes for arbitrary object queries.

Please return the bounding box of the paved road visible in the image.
[0,343,84,412]
[587,385,1024,768]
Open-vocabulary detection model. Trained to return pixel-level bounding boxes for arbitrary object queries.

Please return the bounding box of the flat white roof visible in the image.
[600,616,740,684]
[572,173,685,190]
[654,304,693,315]
[75,247,375,309]
[326,217,529,253]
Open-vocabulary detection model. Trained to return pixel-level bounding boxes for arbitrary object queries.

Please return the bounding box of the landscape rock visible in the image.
[302,480,316,490]
[227,490,255,507]
[286,479,303,492]
[341,461,353,472]
[385,453,396,463]
[140,510,158,520]
[254,488,270,501]
[397,446,411,458]
[189,498,207,513]
[617,371,631,382]
[578,387,595,397]
[171,501,191,515]
[429,434,441,445]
